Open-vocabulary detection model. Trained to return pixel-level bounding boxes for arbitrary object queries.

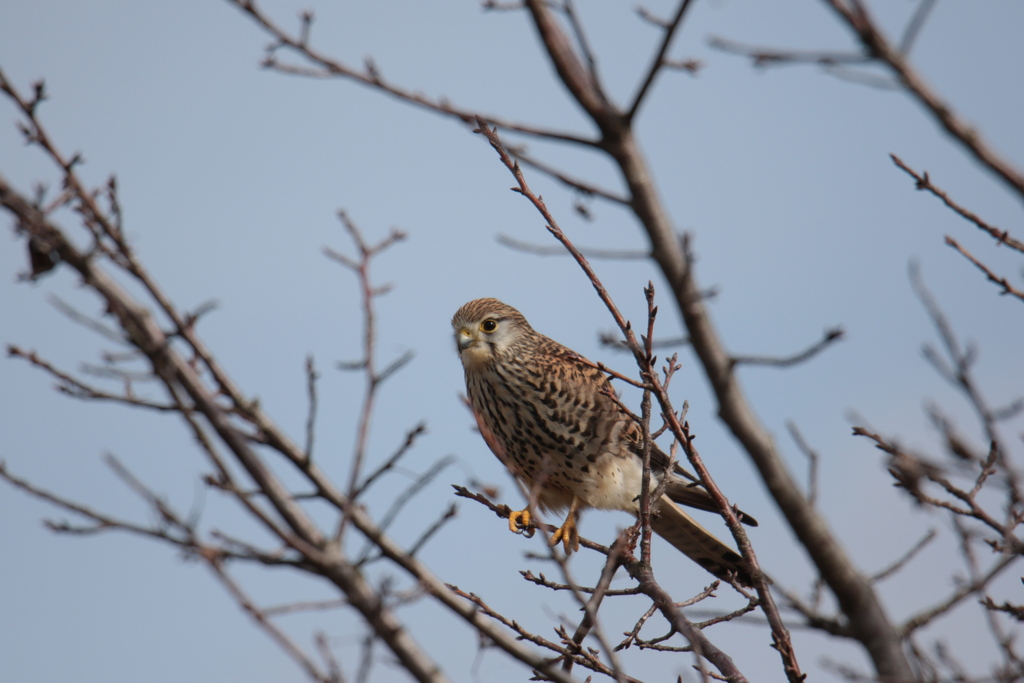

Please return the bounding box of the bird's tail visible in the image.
[650,495,753,587]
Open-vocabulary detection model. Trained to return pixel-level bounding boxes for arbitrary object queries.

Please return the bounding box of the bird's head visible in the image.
[451,298,532,370]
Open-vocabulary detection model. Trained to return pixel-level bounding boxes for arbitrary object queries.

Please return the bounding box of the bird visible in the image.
[452,298,756,586]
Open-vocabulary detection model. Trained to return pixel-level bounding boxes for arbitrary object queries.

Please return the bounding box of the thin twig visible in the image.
[497,234,647,259]
[510,148,631,206]
[627,0,697,122]
[890,155,1024,253]
[732,326,845,368]
[227,1,598,148]
[7,346,175,411]
[944,236,1024,303]
[304,355,319,462]
[786,421,820,508]
[870,529,937,583]
[708,36,868,69]
[898,0,938,55]
[351,422,428,500]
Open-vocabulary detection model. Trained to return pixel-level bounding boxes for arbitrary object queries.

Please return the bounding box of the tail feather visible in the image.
[650,495,753,587]
[664,478,759,527]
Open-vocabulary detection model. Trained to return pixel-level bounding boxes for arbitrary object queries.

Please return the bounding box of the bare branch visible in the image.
[444,585,628,681]
[910,265,1005,451]
[560,0,608,107]
[708,36,869,69]
[323,212,411,506]
[7,345,176,411]
[227,0,598,149]
[262,599,348,617]
[505,147,631,205]
[0,99,592,679]
[355,456,457,565]
[48,295,127,344]
[627,0,697,122]
[900,547,1018,637]
[599,331,690,351]
[407,503,458,558]
[821,0,1024,200]
[520,570,641,597]
[870,528,937,583]
[351,422,428,500]
[208,559,336,683]
[890,155,1024,253]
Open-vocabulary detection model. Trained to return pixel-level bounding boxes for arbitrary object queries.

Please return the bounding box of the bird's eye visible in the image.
[480,319,498,333]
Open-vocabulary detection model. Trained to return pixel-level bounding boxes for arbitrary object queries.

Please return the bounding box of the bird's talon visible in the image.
[550,517,580,554]
[509,508,532,535]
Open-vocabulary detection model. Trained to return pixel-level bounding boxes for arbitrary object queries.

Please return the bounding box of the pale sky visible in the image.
[2,1,1023,682]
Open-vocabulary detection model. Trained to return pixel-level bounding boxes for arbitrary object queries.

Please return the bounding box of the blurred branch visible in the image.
[599,331,690,351]
[732,326,845,368]
[208,557,338,683]
[558,0,609,109]
[870,528,937,583]
[771,580,851,638]
[898,0,938,55]
[263,599,348,617]
[708,36,868,69]
[303,355,319,462]
[48,295,127,344]
[355,455,456,566]
[910,265,1008,455]
[786,421,820,508]
[497,234,648,259]
[944,236,1024,303]
[627,0,696,122]
[820,0,1024,201]
[853,425,1023,560]
[7,345,175,411]
[351,422,428,500]
[900,546,1018,637]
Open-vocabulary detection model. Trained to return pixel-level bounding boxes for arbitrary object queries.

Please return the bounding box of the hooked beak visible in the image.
[456,326,477,352]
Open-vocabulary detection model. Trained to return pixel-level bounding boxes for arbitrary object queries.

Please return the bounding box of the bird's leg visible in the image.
[550,496,581,554]
[509,507,533,535]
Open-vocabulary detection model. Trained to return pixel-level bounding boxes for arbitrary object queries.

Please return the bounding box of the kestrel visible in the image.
[452,298,756,585]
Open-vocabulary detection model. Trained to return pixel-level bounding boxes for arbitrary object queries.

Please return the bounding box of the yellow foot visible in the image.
[550,516,580,554]
[509,508,534,537]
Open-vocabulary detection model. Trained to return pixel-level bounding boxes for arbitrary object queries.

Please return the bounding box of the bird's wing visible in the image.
[661,474,759,527]
[467,399,507,461]
[651,495,753,586]
[558,348,760,526]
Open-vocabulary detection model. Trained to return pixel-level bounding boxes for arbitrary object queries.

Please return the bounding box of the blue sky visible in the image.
[2,1,1023,681]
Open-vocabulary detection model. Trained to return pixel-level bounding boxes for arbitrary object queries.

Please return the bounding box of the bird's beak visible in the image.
[456,326,476,352]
